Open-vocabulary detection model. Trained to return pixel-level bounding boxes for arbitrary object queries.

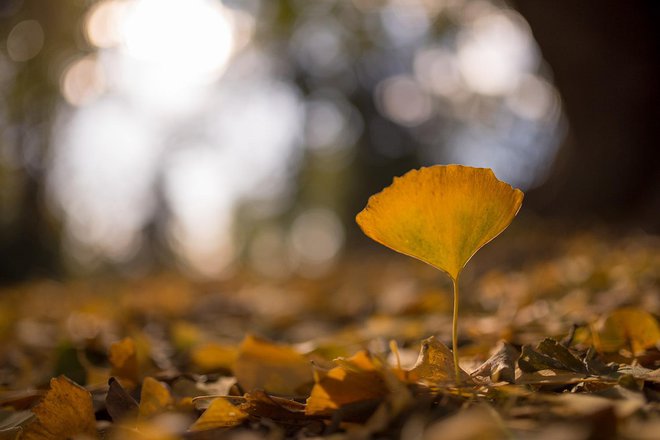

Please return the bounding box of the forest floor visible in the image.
[0,225,659,439]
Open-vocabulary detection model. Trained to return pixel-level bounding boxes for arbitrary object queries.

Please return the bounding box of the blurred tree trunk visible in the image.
[0,0,83,283]
[514,1,660,230]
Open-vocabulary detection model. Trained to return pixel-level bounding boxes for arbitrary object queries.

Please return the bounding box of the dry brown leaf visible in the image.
[306,351,388,417]
[234,334,313,396]
[106,377,139,423]
[139,377,174,419]
[408,336,470,384]
[189,397,248,431]
[471,341,519,383]
[239,390,309,421]
[22,376,98,440]
[110,337,139,387]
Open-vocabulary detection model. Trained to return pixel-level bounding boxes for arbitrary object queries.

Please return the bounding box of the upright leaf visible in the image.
[356,165,523,280]
[356,165,523,382]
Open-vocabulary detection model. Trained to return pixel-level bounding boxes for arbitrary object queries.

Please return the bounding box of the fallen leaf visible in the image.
[190,342,237,373]
[22,376,98,440]
[356,165,523,281]
[234,334,313,396]
[0,410,34,440]
[471,340,519,383]
[106,377,139,423]
[518,338,587,374]
[239,390,309,421]
[139,377,174,419]
[594,308,660,354]
[110,337,139,387]
[408,336,470,384]
[189,397,247,431]
[306,351,389,417]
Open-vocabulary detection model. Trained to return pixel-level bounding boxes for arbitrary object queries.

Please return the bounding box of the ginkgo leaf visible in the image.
[234,334,313,396]
[189,397,247,431]
[306,351,388,417]
[23,376,98,440]
[356,165,523,281]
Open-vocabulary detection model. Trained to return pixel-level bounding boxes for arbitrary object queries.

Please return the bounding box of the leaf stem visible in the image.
[452,277,460,385]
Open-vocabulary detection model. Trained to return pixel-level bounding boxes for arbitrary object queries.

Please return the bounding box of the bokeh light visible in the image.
[40,0,566,276]
[6,19,44,62]
[60,56,106,106]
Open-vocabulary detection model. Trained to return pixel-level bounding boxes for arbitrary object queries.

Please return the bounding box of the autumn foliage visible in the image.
[0,167,659,439]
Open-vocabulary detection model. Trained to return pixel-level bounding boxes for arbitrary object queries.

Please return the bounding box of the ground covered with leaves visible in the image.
[0,229,659,439]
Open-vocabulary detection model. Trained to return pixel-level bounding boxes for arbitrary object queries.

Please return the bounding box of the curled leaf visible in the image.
[471,341,519,384]
[239,390,308,421]
[356,165,523,280]
[408,336,470,384]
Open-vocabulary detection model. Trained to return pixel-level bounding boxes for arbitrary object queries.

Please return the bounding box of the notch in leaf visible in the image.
[356,165,523,383]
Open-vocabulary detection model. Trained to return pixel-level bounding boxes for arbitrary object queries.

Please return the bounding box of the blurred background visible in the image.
[0,0,658,283]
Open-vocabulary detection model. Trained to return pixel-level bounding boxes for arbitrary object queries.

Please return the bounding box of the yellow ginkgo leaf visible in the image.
[356,165,523,281]
[23,376,98,440]
[356,165,523,383]
[189,397,248,431]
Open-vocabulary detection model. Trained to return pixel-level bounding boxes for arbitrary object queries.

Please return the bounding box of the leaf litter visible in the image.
[0,172,659,439]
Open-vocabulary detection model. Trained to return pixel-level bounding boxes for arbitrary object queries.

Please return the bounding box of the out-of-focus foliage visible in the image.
[0,230,659,438]
[0,0,565,280]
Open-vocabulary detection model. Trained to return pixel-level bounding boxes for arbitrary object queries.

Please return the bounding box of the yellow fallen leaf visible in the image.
[189,398,248,431]
[23,375,98,440]
[356,165,523,381]
[110,337,139,387]
[356,165,523,281]
[234,334,313,396]
[594,308,660,354]
[408,336,470,384]
[190,342,237,373]
[306,351,388,416]
[139,377,174,419]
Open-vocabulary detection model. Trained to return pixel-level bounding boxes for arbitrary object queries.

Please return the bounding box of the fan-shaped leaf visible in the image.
[356,165,523,280]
